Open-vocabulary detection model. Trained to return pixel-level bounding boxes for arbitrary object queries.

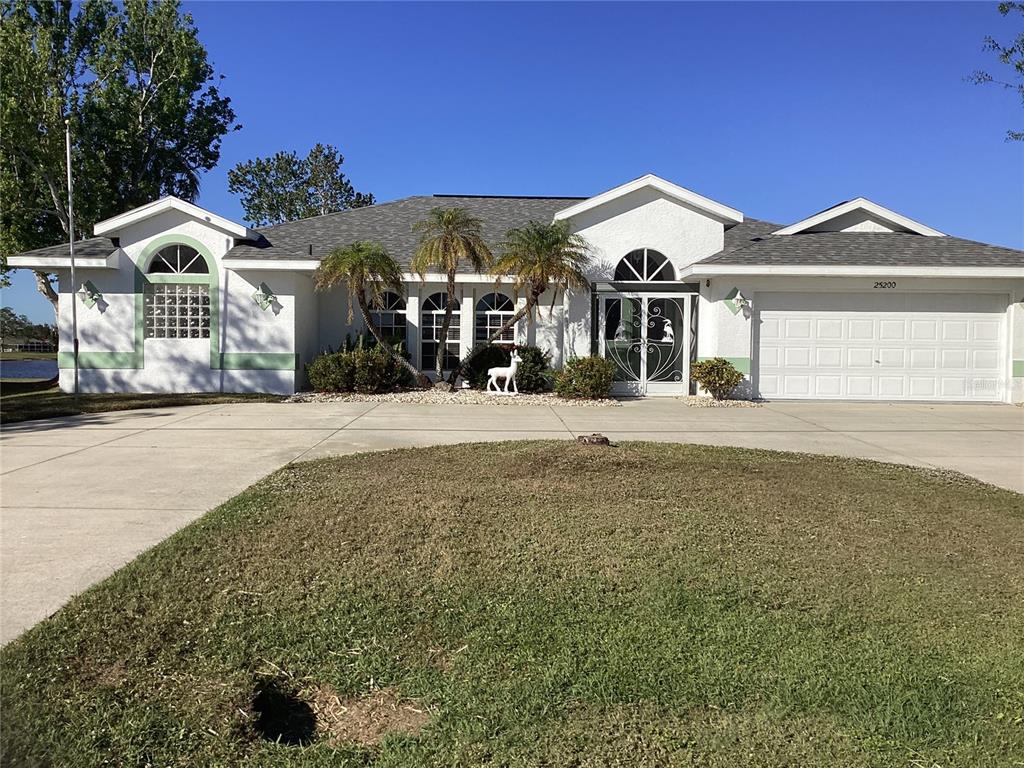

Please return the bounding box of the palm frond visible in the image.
[411,207,493,278]
[314,241,403,323]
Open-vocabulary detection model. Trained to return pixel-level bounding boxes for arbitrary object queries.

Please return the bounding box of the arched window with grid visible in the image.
[475,292,516,345]
[421,292,460,371]
[370,291,407,347]
[143,244,212,339]
[613,249,674,282]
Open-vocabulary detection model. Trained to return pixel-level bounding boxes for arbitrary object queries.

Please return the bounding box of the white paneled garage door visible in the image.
[756,292,1007,402]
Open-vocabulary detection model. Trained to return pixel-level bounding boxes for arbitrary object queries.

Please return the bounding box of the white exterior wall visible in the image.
[562,187,726,359]
[696,275,1023,403]
[57,210,297,394]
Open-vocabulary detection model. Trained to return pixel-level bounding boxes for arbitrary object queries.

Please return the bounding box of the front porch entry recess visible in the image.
[598,292,695,396]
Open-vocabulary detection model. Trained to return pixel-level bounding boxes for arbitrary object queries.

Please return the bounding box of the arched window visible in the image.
[421,292,460,371]
[146,244,209,274]
[370,291,407,347]
[614,249,674,282]
[475,292,516,345]
[143,243,211,340]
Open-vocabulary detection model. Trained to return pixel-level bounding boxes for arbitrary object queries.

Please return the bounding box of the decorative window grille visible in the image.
[475,292,516,344]
[144,284,211,339]
[421,291,460,370]
[370,291,407,346]
[146,244,209,274]
[613,249,674,281]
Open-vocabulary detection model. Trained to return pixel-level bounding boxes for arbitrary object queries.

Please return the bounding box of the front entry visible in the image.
[598,293,692,395]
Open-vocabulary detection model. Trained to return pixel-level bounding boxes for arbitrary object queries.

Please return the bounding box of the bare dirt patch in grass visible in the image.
[309,685,431,746]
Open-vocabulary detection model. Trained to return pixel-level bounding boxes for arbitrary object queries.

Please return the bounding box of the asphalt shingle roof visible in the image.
[10,196,1021,271]
[11,237,116,260]
[697,231,1023,268]
[225,195,585,271]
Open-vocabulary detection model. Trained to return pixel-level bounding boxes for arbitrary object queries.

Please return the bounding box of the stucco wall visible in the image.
[55,210,298,394]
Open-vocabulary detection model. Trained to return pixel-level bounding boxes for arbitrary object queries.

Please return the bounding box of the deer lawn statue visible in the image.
[487,349,521,394]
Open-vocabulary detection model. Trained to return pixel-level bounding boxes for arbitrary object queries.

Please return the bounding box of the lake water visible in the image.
[0,359,59,380]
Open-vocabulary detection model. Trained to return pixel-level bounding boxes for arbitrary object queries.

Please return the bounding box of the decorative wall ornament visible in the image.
[487,348,521,394]
[252,282,278,311]
[78,281,103,309]
[723,287,750,316]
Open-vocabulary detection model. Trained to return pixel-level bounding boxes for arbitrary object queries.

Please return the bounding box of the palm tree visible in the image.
[411,207,493,381]
[313,241,430,388]
[453,220,592,383]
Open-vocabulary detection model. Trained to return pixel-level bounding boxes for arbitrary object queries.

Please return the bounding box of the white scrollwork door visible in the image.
[599,294,690,396]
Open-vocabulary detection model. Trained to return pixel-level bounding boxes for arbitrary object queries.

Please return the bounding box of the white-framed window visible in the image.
[143,284,211,339]
[370,291,407,347]
[614,248,674,282]
[421,291,460,371]
[146,244,209,274]
[475,292,516,345]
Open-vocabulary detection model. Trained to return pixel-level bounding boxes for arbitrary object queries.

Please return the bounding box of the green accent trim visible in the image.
[697,356,751,375]
[58,351,141,369]
[219,353,297,371]
[1013,360,1024,378]
[144,274,211,285]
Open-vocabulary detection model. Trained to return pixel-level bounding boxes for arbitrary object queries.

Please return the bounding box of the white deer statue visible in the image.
[486,349,521,394]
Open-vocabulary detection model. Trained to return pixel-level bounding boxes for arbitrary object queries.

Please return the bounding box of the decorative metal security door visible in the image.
[598,294,691,395]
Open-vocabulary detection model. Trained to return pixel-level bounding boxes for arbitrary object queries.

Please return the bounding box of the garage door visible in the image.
[756,292,1006,401]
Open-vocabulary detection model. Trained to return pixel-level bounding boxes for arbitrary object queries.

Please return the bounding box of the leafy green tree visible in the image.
[0,0,239,311]
[411,207,493,383]
[313,241,430,388]
[227,143,375,227]
[453,220,592,383]
[0,306,57,342]
[969,2,1024,140]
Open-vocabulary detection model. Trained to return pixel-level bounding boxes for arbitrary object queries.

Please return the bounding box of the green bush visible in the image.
[465,345,512,390]
[516,345,553,393]
[307,347,411,393]
[691,357,744,399]
[554,356,616,400]
[465,344,552,392]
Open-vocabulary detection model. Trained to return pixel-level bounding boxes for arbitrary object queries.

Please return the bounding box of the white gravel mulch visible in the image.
[287,389,621,407]
[677,395,763,408]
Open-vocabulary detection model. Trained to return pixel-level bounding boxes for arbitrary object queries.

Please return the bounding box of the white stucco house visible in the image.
[9,174,1024,402]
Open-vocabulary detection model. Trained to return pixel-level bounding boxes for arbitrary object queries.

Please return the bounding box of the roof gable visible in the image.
[773,198,945,237]
[553,174,744,225]
[93,196,253,239]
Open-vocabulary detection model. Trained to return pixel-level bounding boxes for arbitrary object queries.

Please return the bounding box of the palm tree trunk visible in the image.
[434,272,457,380]
[356,294,431,389]
[446,293,538,390]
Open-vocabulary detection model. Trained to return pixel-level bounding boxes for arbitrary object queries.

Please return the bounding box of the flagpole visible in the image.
[65,118,79,400]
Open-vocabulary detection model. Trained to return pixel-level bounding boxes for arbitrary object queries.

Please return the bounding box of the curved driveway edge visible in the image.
[2,399,1021,644]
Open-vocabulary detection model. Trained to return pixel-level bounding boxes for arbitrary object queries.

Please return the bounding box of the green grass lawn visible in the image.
[1,442,1021,767]
[0,351,57,361]
[0,385,284,423]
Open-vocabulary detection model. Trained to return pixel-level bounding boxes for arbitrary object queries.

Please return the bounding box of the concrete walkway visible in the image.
[1,399,1021,643]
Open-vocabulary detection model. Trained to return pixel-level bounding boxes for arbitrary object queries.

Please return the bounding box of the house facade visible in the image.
[10,175,1024,402]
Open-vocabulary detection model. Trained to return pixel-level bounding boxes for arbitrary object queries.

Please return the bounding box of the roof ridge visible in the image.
[253,195,428,234]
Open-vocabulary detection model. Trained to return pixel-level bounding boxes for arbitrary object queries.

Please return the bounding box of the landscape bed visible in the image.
[1,442,1021,767]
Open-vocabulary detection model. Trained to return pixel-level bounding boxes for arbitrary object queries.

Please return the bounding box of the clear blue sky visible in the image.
[5,1,1022,322]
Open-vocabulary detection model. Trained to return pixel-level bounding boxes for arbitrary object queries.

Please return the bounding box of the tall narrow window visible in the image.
[475,292,516,345]
[143,244,212,339]
[421,292,460,371]
[614,249,674,281]
[370,291,407,347]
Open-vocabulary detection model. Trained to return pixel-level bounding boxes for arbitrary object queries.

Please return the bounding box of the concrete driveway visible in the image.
[1,399,1021,643]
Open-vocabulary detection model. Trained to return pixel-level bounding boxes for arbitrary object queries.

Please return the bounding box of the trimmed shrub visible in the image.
[465,344,553,393]
[465,345,512,390]
[691,357,744,399]
[555,356,616,400]
[515,345,553,393]
[307,347,411,393]
[307,352,355,392]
